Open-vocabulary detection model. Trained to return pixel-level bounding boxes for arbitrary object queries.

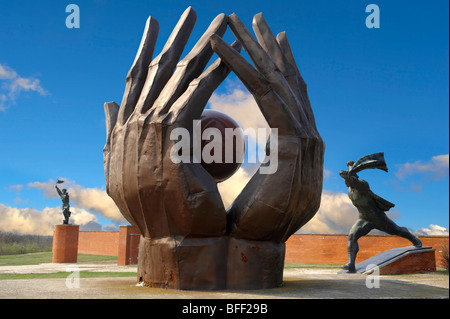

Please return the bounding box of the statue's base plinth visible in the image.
[137,236,285,290]
[339,246,436,275]
[52,224,79,263]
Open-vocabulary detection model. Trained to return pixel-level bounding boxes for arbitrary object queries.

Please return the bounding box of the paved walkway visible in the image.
[0,262,448,299]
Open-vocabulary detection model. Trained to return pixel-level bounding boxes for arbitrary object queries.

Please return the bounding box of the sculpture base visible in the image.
[52,225,79,263]
[137,236,285,290]
[339,246,436,275]
[227,238,285,290]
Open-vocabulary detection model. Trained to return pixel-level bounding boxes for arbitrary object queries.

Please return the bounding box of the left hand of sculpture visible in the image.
[103,7,240,239]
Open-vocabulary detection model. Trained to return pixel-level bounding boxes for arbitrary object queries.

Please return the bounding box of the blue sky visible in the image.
[0,0,448,236]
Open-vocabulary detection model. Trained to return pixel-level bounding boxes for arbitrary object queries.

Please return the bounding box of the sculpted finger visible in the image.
[118,16,159,125]
[253,16,303,112]
[210,34,302,136]
[211,34,267,96]
[152,13,228,116]
[275,31,306,94]
[171,40,241,124]
[253,14,295,84]
[103,101,120,195]
[228,13,304,123]
[137,7,197,114]
[276,31,318,130]
[104,101,120,148]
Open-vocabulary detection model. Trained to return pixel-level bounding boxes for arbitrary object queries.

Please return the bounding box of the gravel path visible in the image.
[0,262,448,299]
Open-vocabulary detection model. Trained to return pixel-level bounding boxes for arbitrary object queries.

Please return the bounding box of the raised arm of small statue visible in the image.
[55,185,62,197]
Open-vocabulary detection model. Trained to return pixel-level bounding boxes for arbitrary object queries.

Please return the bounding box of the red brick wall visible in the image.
[77,231,119,256]
[77,230,449,269]
[285,234,449,268]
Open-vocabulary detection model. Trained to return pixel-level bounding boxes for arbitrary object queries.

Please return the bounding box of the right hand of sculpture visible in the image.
[210,13,325,243]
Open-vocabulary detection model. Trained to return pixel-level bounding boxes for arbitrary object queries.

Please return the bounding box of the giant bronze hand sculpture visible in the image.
[104,8,324,290]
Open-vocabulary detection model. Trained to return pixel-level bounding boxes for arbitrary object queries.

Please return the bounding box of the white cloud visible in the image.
[323,169,332,179]
[1,178,123,235]
[414,224,449,236]
[208,80,269,134]
[26,180,56,198]
[0,64,15,79]
[8,184,23,192]
[298,190,359,234]
[297,191,403,234]
[27,179,125,223]
[396,154,449,181]
[298,190,448,236]
[0,204,103,235]
[0,63,48,111]
[69,185,125,222]
[217,165,259,209]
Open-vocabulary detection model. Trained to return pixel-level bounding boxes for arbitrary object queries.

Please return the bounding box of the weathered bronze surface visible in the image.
[103,7,324,289]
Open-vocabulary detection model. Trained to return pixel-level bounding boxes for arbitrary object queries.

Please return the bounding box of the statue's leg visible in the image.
[377,215,422,247]
[343,220,373,273]
[63,209,70,225]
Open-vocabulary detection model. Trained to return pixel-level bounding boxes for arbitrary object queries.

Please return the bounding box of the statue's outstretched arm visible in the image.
[55,185,62,197]
[341,172,370,193]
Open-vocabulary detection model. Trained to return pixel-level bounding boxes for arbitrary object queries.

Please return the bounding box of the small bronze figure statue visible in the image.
[340,153,422,273]
[55,179,71,225]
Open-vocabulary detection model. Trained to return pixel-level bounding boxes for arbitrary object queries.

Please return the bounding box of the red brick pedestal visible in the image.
[340,246,437,275]
[378,248,436,275]
[117,225,140,266]
[52,225,79,263]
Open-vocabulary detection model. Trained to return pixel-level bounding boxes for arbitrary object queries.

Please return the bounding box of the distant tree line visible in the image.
[0,231,53,255]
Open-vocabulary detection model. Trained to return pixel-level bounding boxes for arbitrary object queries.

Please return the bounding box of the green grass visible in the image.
[1,254,340,269]
[0,252,117,266]
[0,251,53,265]
[1,252,447,281]
[436,268,449,275]
[284,262,341,269]
[0,271,137,280]
[0,252,128,280]
[1,260,338,281]
[0,253,344,281]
